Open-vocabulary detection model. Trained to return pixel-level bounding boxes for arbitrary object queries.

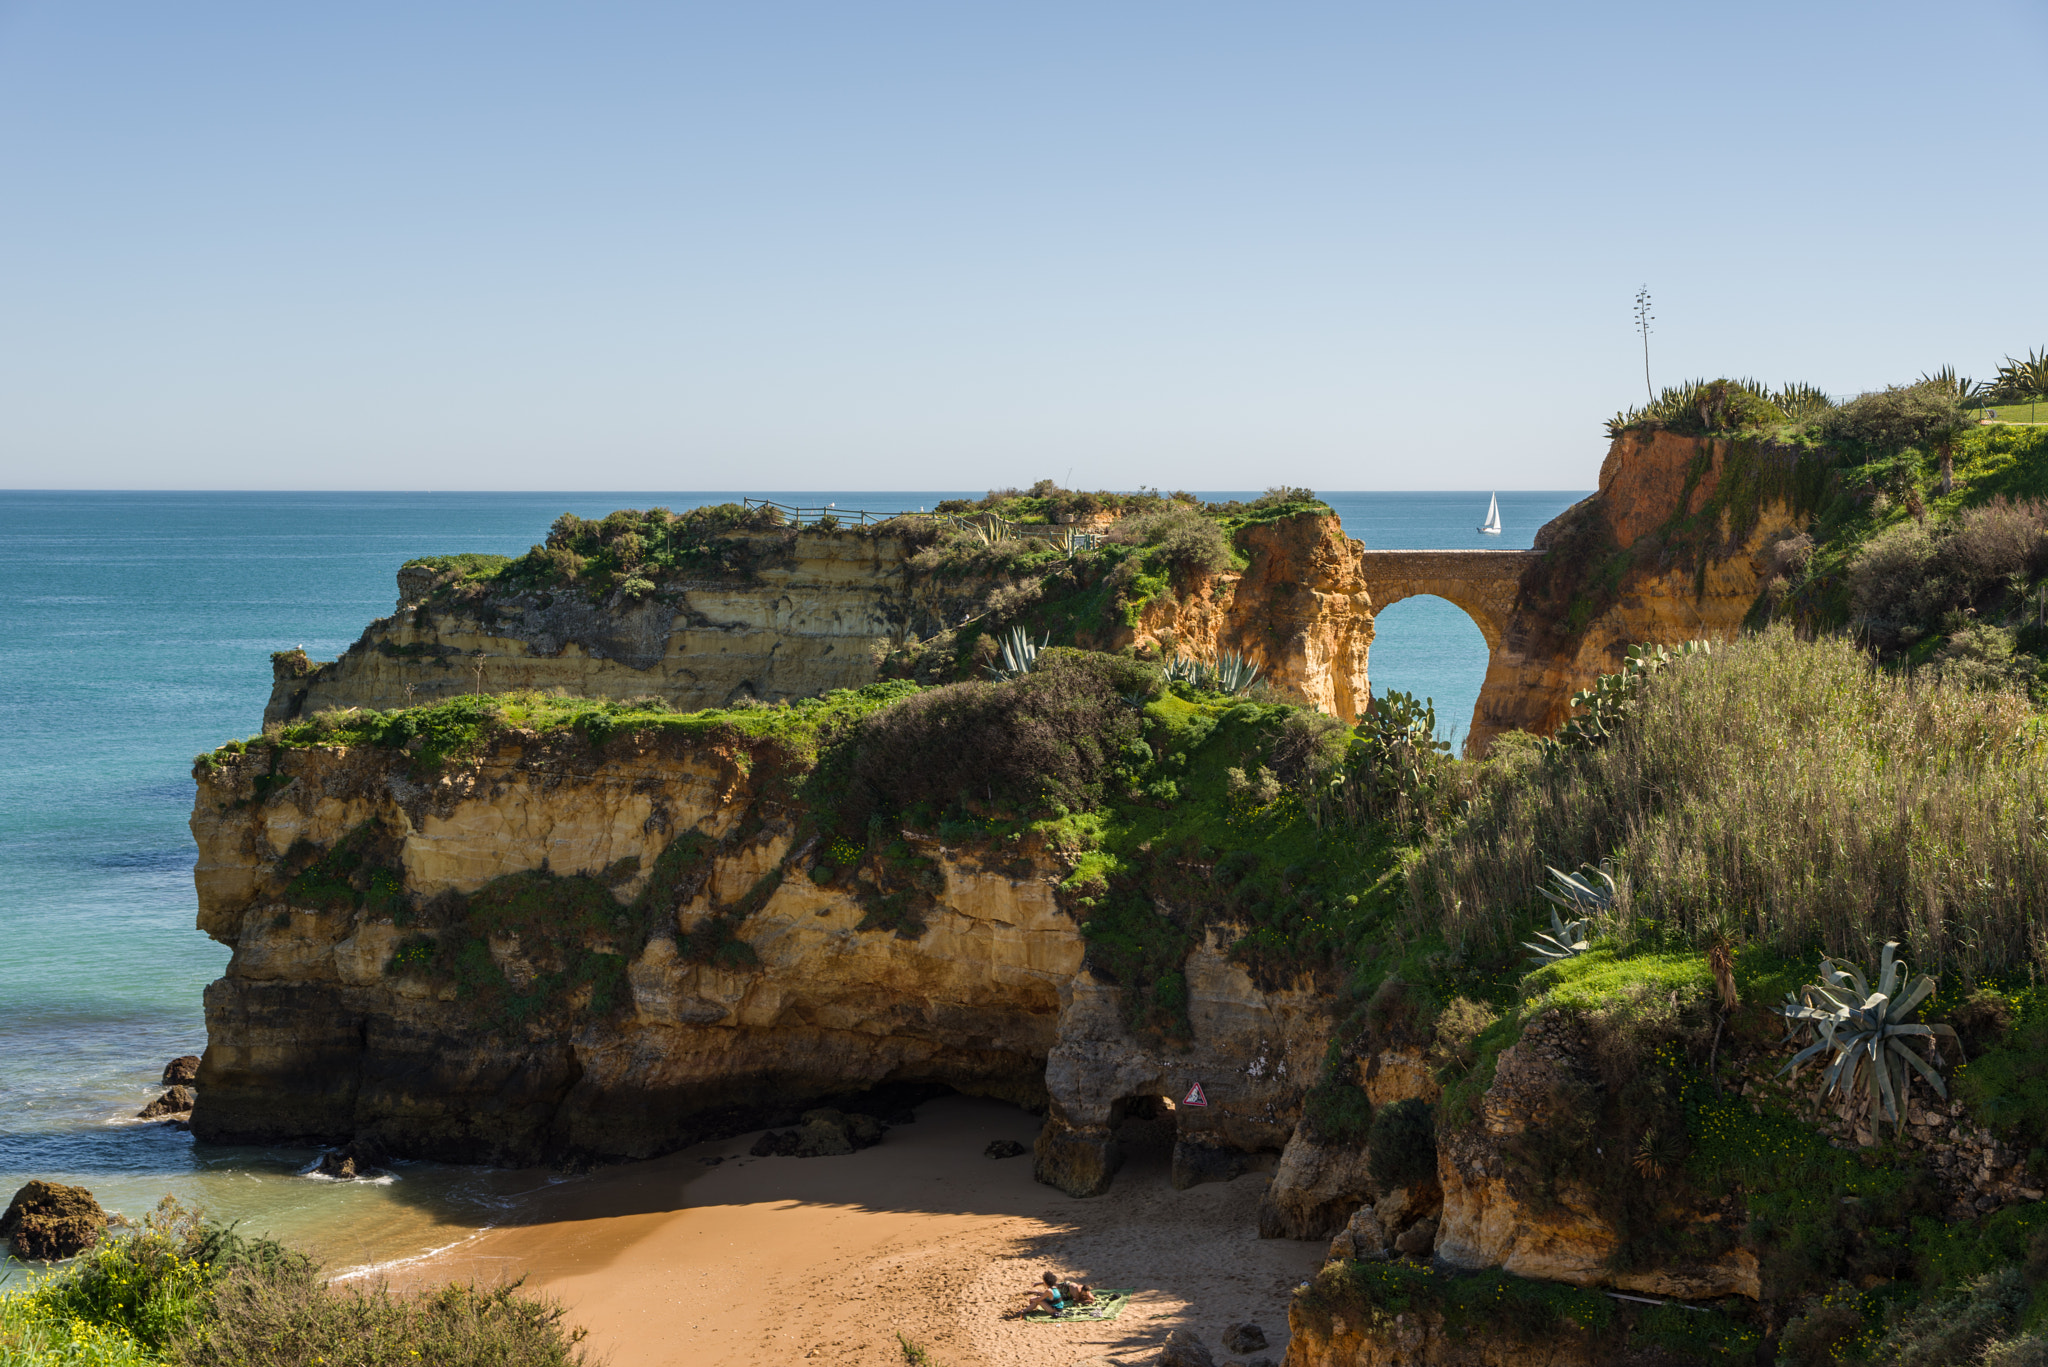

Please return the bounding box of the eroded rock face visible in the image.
[1258,1128,1375,1241]
[1465,431,1813,754]
[1035,934,1334,1197]
[190,738,1325,1174]
[1258,1046,1440,1241]
[1283,1295,1603,1367]
[1434,1013,1758,1300]
[267,529,930,724]
[268,513,1378,727]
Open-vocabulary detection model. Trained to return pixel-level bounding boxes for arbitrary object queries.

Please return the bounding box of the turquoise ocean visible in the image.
[0,488,1582,1276]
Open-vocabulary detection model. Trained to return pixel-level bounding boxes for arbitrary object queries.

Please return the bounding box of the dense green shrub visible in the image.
[182,1276,587,1367]
[840,649,1156,826]
[1848,496,2048,650]
[1,1200,586,1367]
[1302,1073,1373,1143]
[483,502,783,598]
[1606,376,1806,436]
[1959,986,2048,1157]
[1820,382,1973,452]
[1107,504,1233,578]
[398,552,513,579]
[1366,1098,1437,1190]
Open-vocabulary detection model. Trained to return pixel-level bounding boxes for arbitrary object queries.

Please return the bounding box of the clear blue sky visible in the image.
[1,1,2042,492]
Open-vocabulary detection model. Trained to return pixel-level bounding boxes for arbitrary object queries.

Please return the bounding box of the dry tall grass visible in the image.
[1414,626,2048,979]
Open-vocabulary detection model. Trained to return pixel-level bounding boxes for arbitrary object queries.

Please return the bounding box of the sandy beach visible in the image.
[386,1095,1321,1366]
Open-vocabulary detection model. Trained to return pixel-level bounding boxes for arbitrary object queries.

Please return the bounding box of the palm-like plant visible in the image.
[985,625,1047,681]
[1777,941,1961,1134]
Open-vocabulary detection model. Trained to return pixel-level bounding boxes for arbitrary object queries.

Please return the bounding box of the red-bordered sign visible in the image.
[1182,1082,1208,1107]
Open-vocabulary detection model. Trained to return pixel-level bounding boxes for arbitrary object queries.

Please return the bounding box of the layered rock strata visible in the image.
[267,513,1376,726]
[189,736,1330,1175]
[1432,1014,1759,1300]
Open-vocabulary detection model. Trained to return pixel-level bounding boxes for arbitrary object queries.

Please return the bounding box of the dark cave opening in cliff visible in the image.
[1109,1094,1177,1176]
[1366,595,1488,748]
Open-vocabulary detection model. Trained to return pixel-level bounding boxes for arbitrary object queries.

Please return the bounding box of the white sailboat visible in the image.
[1478,492,1502,535]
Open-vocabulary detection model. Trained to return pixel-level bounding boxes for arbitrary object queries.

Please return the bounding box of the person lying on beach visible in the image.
[1023,1272,1095,1314]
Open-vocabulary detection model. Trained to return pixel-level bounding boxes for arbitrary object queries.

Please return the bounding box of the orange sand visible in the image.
[388,1096,1321,1366]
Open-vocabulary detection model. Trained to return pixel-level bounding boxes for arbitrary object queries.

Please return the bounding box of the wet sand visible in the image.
[388,1095,1321,1366]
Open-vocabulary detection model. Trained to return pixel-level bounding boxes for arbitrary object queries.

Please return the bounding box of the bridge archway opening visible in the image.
[1366,595,1488,750]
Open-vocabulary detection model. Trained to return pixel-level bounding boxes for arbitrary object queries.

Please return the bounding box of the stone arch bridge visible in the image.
[1358,549,1537,653]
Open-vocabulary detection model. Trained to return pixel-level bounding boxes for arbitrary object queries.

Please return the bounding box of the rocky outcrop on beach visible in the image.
[1035,937,1333,1198]
[265,512,1378,726]
[1432,1014,1757,1300]
[137,1084,196,1120]
[161,1055,201,1084]
[188,733,1331,1177]
[2,1180,108,1262]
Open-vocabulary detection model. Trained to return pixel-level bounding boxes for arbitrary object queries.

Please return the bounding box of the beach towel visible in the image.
[1022,1289,1134,1323]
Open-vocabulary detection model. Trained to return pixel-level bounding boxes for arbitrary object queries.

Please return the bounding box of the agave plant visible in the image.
[985,625,1047,681]
[1918,366,1983,404]
[1991,347,2048,402]
[1163,650,1261,697]
[1773,382,1837,422]
[1777,941,1961,1134]
[965,517,1016,548]
[1210,651,1261,696]
[1541,859,1618,916]
[1524,906,1592,965]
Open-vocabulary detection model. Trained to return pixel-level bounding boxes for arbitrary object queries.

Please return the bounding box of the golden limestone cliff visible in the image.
[188,733,1334,1182]
[266,512,1376,726]
[265,448,1799,758]
[1466,430,1813,753]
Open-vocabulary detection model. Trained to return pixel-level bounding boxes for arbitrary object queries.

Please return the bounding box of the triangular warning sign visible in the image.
[1182,1082,1208,1107]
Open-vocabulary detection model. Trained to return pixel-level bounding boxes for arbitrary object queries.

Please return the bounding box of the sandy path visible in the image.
[388,1096,1320,1367]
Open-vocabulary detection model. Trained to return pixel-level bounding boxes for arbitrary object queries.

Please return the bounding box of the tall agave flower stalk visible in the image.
[1778,941,1961,1137]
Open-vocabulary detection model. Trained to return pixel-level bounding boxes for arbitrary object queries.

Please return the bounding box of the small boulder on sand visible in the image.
[753,1111,886,1158]
[984,1139,1027,1159]
[138,1085,195,1120]
[161,1055,201,1085]
[1156,1328,1216,1367]
[794,1109,884,1157]
[2,1181,108,1261]
[1222,1322,1269,1353]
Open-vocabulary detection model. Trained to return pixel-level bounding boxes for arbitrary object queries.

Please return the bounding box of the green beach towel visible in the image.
[1022,1289,1134,1323]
